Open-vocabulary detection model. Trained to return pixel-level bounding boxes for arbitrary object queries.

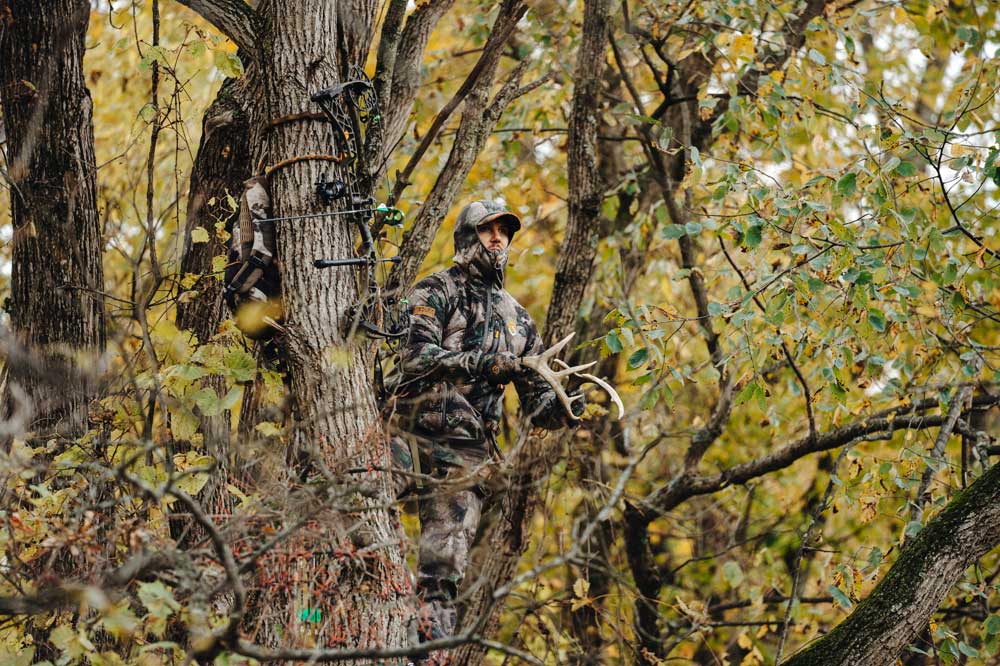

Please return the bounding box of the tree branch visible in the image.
[782,459,1000,665]
[648,393,1000,515]
[389,0,526,204]
[540,0,610,347]
[385,50,531,295]
[911,380,976,521]
[376,0,457,170]
[173,0,257,54]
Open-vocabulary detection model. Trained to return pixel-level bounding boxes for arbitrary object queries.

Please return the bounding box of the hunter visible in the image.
[387,200,583,644]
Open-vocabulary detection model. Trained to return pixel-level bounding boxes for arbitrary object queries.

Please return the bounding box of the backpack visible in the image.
[223,176,283,340]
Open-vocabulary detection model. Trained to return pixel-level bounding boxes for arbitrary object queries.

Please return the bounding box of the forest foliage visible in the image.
[1,0,999,664]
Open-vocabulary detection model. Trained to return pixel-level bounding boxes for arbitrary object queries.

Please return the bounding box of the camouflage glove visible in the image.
[480,351,523,385]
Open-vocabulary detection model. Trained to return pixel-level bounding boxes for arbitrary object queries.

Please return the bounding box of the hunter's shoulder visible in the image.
[410,269,464,309]
[412,269,455,294]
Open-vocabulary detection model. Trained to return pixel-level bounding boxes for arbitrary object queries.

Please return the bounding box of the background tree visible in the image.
[0,0,105,437]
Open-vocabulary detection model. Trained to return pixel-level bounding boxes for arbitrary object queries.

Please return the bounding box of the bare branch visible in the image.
[911,378,977,521]
[385,56,532,295]
[648,393,1000,515]
[389,0,527,204]
[376,0,457,164]
[173,0,257,54]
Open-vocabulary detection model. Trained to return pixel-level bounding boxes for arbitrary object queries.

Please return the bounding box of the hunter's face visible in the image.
[477,219,510,252]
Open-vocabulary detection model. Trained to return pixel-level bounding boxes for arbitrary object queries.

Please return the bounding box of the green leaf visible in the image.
[684,221,703,235]
[905,520,923,537]
[657,126,674,152]
[605,331,623,354]
[139,103,157,123]
[187,40,207,57]
[662,225,687,240]
[958,642,979,658]
[744,224,763,249]
[722,561,744,588]
[734,381,760,408]
[219,386,242,411]
[169,406,200,441]
[628,348,649,369]
[829,584,853,610]
[837,172,858,196]
[867,309,886,332]
[192,387,221,416]
[895,161,917,176]
[224,349,257,383]
[956,26,979,45]
[808,48,826,65]
[138,581,180,636]
[214,50,244,78]
[984,614,1000,635]
[883,156,900,173]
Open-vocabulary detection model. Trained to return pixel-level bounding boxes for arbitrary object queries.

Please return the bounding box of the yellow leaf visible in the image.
[191,226,210,244]
[573,577,590,598]
[859,492,879,524]
[737,632,753,649]
[730,34,754,61]
[975,245,987,268]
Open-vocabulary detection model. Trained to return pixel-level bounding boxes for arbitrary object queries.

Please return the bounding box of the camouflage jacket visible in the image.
[391,217,567,452]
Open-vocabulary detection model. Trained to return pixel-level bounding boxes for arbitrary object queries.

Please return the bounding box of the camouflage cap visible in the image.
[454,200,522,246]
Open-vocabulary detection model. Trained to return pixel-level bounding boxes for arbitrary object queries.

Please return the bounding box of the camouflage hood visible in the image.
[452,200,521,287]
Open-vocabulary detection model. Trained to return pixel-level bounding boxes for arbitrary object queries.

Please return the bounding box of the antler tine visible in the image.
[554,360,624,421]
[539,332,576,359]
[521,333,587,420]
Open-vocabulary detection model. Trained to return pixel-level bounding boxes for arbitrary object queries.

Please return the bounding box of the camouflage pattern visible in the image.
[415,488,481,636]
[224,176,282,340]
[386,201,570,647]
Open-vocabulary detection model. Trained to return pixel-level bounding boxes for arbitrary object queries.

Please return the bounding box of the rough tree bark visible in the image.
[176,0,414,650]
[221,0,414,649]
[782,460,1000,665]
[0,0,105,437]
[176,0,545,655]
[176,77,251,344]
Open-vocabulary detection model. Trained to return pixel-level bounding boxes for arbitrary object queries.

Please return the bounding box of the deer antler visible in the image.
[520,333,624,421]
[553,359,624,421]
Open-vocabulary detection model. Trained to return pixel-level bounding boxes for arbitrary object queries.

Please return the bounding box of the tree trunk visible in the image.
[782,461,1000,665]
[0,0,105,437]
[247,0,411,650]
[176,76,250,344]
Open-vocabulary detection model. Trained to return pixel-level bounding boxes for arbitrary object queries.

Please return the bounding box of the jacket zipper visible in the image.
[482,282,497,352]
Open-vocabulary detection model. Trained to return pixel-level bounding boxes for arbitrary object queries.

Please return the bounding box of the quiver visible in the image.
[223,176,283,340]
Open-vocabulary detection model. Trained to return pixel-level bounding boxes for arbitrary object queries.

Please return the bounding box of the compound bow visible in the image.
[263,66,408,347]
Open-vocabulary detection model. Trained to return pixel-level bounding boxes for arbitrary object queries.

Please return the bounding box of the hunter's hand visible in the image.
[481,352,523,385]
